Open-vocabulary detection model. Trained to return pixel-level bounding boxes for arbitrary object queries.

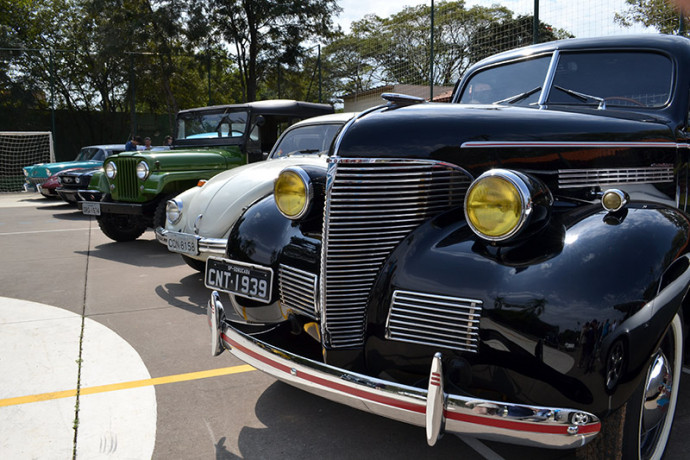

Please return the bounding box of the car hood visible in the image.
[170,155,328,238]
[338,103,675,176]
[24,160,102,178]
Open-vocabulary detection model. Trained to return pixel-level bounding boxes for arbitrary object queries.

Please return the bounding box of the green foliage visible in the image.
[614,0,686,34]
[323,1,571,101]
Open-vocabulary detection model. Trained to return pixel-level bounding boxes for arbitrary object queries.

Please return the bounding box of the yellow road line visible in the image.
[0,364,255,408]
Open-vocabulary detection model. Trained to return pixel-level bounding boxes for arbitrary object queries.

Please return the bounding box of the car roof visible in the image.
[80,144,128,150]
[284,112,357,129]
[466,34,690,74]
[177,100,334,117]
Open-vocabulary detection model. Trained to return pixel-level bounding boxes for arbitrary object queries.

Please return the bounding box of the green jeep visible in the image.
[79,100,333,242]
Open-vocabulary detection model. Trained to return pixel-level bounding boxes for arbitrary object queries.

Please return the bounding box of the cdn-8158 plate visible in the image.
[205,257,273,303]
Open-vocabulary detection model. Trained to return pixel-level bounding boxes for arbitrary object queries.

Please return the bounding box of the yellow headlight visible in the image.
[465,172,526,240]
[274,167,311,219]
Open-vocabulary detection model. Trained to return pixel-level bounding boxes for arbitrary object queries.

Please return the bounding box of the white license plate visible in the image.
[167,232,199,256]
[82,202,101,216]
[205,257,273,303]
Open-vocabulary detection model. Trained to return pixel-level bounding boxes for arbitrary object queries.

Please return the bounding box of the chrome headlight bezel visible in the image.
[464,169,552,242]
[45,168,52,177]
[23,168,29,177]
[104,161,117,179]
[166,198,183,224]
[274,166,314,220]
[136,161,150,180]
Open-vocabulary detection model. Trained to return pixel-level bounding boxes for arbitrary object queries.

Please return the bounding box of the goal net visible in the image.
[0,131,54,192]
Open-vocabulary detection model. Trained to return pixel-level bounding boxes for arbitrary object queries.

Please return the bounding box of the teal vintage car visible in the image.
[22,144,131,195]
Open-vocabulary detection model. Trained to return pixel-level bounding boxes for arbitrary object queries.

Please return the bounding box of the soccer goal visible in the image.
[0,131,54,192]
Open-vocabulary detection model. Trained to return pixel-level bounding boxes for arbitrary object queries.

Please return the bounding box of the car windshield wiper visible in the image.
[494,86,541,105]
[552,85,605,108]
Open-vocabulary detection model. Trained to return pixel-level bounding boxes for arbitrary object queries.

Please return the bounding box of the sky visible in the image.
[336,0,655,37]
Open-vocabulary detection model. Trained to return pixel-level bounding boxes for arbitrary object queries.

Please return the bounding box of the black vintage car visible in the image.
[205,35,690,458]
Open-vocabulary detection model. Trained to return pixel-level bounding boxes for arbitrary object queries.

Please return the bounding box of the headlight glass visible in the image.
[274,167,312,220]
[166,199,183,224]
[45,168,52,176]
[136,161,150,180]
[105,162,117,179]
[465,171,527,241]
[23,169,29,177]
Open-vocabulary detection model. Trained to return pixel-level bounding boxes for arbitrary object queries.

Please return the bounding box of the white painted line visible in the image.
[457,435,506,460]
[0,228,92,236]
[0,297,156,459]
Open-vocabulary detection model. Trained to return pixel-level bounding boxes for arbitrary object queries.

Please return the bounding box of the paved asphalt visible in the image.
[2,191,690,459]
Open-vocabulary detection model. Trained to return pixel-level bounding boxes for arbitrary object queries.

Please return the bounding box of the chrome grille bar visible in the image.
[558,166,673,189]
[386,290,482,353]
[321,159,472,349]
[279,264,319,319]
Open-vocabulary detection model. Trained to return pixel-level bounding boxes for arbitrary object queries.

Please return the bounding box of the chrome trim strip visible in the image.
[538,50,559,107]
[386,290,482,353]
[461,141,678,149]
[558,167,674,188]
[278,264,319,319]
[216,307,601,450]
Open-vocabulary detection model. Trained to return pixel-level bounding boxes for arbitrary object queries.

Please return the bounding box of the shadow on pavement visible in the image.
[155,271,209,315]
[76,239,182,268]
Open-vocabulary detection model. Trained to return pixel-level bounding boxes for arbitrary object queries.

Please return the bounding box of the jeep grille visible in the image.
[113,158,139,200]
[321,159,472,349]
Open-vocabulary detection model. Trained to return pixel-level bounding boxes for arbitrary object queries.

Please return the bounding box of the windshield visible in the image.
[459,51,673,109]
[270,123,343,159]
[176,110,249,140]
[547,52,672,108]
[74,148,102,161]
[459,56,551,105]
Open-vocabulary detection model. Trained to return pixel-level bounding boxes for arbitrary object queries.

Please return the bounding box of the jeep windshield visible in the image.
[459,51,673,109]
[176,110,249,140]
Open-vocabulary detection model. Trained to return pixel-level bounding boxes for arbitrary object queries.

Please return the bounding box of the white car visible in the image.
[156,112,355,270]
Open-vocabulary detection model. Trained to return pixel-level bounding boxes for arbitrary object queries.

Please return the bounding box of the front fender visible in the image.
[366,202,690,416]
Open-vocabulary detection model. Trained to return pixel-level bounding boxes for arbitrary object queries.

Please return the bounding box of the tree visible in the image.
[614,0,686,34]
[323,1,571,102]
[468,15,572,64]
[204,0,340,102]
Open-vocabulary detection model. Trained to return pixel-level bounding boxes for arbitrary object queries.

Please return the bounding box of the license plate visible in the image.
[167,232,199,256]
[82,202,101,216]
[205,257,273,303]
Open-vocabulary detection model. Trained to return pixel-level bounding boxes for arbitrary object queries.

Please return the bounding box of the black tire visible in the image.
[579,314,683,460]
[97,214,147,242]
[153,195,175,230]
[182,255,206,272]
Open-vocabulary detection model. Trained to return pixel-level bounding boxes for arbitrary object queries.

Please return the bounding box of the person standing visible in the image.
[125,136,142,151]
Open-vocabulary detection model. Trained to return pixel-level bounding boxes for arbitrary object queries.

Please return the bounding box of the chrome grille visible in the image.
[558,166,673,189]
[113,158,139,200]
[321,158,472,348]
[279,264,318,319]
[386,290,482,353]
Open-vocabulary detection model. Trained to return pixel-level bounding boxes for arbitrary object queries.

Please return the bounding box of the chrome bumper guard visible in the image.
[208,292,600,449]
[154,227,227,256]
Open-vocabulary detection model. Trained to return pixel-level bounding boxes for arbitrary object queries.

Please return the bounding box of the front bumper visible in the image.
[155,227,226,259]
[56,188,79,203]
[208,292,601,449]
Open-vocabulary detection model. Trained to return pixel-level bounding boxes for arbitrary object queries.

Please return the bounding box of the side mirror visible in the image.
[255,115,266,127]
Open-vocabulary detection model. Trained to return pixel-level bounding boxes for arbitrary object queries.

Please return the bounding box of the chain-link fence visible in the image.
[1,0,686,162]
[329,0,687,110]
